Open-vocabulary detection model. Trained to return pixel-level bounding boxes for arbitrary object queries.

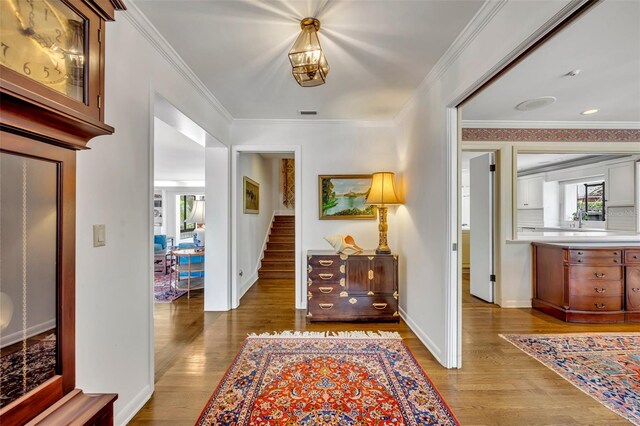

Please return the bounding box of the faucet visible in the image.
[577,208,584,229]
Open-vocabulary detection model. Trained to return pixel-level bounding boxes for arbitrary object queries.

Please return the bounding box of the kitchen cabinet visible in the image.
[607,162,635,206]
[532,243,640,323]
[517,176,544,209]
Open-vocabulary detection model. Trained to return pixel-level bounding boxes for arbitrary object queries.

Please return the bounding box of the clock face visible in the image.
[0,0,87,102]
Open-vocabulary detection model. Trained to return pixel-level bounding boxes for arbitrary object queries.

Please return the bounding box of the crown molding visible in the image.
[232,118,396,128]
[393,0,508,125]
[121,0,234,123]
[462,120,640,129]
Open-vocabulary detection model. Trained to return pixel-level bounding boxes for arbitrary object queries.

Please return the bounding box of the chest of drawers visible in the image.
[307,250,399,322]
[532,243,640,323]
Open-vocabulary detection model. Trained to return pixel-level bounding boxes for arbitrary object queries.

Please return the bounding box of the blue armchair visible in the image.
[154,235,167,253]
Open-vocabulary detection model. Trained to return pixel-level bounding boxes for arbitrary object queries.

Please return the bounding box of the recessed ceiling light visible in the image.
[565,69,581,77]
[515,96,557,111]
[581,109,599,115]
[299,110,318,116]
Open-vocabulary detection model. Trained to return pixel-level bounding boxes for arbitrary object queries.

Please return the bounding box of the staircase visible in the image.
[258,215,295,280]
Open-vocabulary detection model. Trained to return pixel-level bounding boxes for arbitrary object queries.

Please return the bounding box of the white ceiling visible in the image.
[517,153,596,171]
[134,0,483,120]
[462,1,640,124]
[154,117,205,182]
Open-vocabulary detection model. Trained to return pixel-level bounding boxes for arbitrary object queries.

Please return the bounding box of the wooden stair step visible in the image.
[259,269,295,279]
[269,236,295,243]
[263,250,295,260]
[274,216,295,222]
[259,261,294,269]
[267,242,294,250]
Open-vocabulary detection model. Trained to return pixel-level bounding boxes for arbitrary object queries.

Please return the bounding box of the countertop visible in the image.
[509,231,640,243]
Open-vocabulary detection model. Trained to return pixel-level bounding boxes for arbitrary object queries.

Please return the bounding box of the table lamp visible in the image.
[366,172,401,254]
[186,199,205,247]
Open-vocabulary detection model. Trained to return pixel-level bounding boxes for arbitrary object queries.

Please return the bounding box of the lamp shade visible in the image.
[366,172,400,205]
[186,200,205,224]
[288,18,330,87]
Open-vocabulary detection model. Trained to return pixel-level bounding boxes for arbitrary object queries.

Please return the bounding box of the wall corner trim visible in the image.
[120,1,234,123]
[114,383,153,426]
[398,307,448,368]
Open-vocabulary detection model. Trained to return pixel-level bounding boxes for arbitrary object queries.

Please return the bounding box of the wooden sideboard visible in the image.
[307,251,399,322]
[532,242,640,323]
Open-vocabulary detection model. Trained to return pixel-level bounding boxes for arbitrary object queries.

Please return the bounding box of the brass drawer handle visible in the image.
[594,303,606,309]
[594,272,606,278]
[319,303,334,310]
[318,273,334,280]
[594,287,606,293]
[577,251,583,255]
[613,259,618,263]
[612,252,618,255]
[577,259,583,263]
[633,255,638,259]
[368,270,374,280]
[632,288,640,292]
[372,303,388,310]
[319,260,334,266]
[318,287,333,294]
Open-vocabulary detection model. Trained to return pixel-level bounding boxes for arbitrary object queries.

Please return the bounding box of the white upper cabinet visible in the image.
[517,176,544,209]
[606,162,635,206]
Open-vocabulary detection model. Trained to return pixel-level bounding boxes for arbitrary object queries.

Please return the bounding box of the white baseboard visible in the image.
[398,307,447,368]
[499,299,532,308]
[239,272,259,299]
[115,383,153,426]
[1,319,56,347]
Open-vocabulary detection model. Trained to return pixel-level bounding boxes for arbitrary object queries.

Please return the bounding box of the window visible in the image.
[575,181,605,221]
[180,195,196,233]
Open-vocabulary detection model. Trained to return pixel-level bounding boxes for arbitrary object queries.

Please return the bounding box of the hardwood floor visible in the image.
[130,274,637,425]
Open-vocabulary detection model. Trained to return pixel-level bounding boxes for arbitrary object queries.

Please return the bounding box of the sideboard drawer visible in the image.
[569,294,623,311]
[308,282,346,296]
[568,279,623,297]
[625,250,640,264]
[569,266,623,281]
[307,255,346,270]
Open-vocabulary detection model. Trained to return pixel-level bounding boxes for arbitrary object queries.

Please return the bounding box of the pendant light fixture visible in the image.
[288,17,329,87]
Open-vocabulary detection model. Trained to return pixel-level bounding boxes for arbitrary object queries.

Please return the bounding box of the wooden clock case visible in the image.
[0,1,124,424]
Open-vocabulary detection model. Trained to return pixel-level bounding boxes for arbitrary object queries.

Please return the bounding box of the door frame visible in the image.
[230,145,302,309]
[446,0,597,367]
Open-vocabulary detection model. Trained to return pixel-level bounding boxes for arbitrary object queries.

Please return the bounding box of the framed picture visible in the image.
[153,192,163,226]
[243,176,260,214]
[318,175,376,220]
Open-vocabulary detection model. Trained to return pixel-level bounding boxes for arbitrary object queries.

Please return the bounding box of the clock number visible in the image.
[54,62,62,74]
[23,62,31,75]
[0,43,8,57]
[43,66,50,78]
[55,29,62,44]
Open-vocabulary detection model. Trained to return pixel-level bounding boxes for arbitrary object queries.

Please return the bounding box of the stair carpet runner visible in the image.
[258,215,295,279]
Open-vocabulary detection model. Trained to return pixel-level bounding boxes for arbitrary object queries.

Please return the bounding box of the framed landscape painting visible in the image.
[318,175,376,220]
[243,176,260,214]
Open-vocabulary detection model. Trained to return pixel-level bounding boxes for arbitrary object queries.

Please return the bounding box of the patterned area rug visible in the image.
[154,272,186,303]
[501,333,640,425]
[197,331,459,425]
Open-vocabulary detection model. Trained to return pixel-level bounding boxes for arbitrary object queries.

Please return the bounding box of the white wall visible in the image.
[236,153,275,295]
[395,1,577,366]
[231,122,399,309]
[75,10,231,425]
[1,154,57,346]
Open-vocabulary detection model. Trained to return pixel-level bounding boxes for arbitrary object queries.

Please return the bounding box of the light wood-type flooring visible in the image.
[130,272,638,425]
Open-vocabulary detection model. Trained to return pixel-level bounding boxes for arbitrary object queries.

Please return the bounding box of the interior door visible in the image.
[469,153,495,303]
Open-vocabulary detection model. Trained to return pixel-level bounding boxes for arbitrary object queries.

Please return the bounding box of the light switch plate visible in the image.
[93,224,106,247]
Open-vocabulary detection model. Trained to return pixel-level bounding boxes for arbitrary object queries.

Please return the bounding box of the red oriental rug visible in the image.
[501,333,640,425]
[196,331,459,425]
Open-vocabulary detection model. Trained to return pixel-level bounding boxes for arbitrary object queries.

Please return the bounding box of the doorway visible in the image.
[231,145,302,309]
[461,151,497,305]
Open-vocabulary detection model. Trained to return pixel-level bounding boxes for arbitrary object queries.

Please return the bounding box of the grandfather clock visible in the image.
[0,1,124,424]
